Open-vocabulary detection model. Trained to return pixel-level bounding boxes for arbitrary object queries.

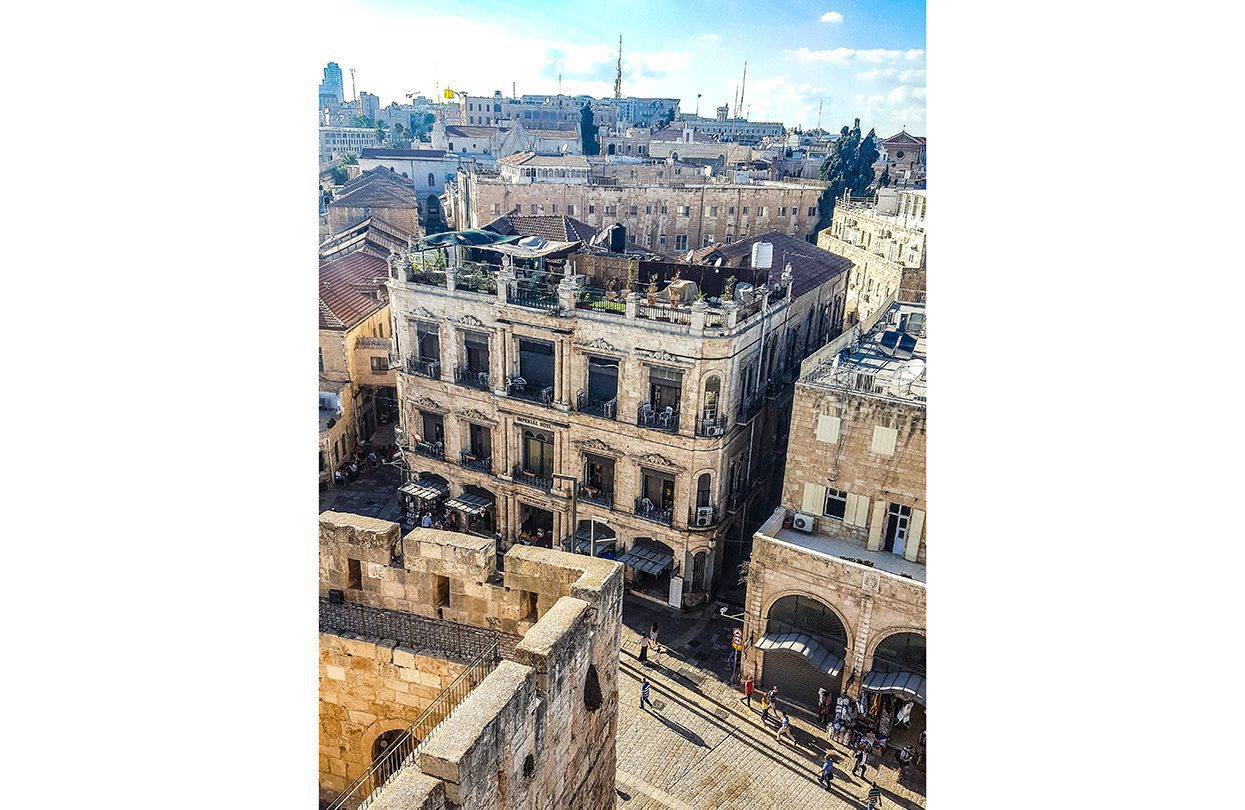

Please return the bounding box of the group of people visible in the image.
[637,623,662,668]
[332,441,400,487]
[513,527,550,548]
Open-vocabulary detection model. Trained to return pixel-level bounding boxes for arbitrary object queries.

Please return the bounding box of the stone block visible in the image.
[325,665,347,681]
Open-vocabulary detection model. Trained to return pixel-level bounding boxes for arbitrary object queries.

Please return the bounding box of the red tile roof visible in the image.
[319,251,390,330]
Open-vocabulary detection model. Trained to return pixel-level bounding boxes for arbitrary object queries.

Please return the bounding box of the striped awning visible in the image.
[444,491,495,516]
[861,669,927,706]
[755,631,845,677]
[616,542,673,575]
[560,529,617,555]
[400,479,449,501]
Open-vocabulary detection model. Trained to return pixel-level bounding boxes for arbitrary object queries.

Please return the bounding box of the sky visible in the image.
[322,0,925,135]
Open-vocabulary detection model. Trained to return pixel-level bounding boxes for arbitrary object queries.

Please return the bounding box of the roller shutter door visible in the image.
[761,649,840,713]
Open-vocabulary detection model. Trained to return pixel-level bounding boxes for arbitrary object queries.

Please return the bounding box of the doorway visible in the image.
[518,503,554,546]
[885,503,912,556]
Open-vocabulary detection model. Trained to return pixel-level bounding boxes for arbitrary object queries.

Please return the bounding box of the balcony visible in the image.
[506,377,554,407]
[575,289,626,316]
[459,450,492,473]
[634,497,674,526]
[512,464,552,492]
[413,440,444,460]
[454,365,491,391]
[408,358,441,379]
[507,284,559,312]
[696,415,729,438]
[637,402,679,433]
[576,392,617,420]
[578,485,613,509]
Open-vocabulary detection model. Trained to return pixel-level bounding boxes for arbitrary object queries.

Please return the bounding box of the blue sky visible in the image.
[325,0,925,134]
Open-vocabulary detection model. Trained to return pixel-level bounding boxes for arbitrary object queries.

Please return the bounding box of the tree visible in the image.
[330,165,348,185]
[814,119,881,232]
[580,103,600,156]
[409,112,435,141]
[878,166,890,189]
[660,107,676,128]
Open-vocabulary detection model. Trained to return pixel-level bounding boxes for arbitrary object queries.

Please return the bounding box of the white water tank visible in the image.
[751,241,773,269]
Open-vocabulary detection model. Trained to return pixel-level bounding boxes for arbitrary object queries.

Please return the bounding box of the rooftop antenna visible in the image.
[614,34,623,99]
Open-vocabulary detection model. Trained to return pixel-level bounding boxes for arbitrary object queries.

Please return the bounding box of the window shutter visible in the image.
[905,509,925,562]
[815,415,841,444]
[871,425,898,456]
[801,483,826,514]
[866,500,887,550]
[845,493,870,528]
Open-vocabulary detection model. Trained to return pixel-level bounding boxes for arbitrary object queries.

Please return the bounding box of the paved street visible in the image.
[319,459,403,523]
[614,596,926,810]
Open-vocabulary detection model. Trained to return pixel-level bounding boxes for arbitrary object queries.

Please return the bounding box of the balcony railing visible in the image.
[637,402,679,433]
[408,358,441,379]
[454,365,491,391]
[455,263,497,295]
[459,450,492,473]
[634,497,674,526]
[575,289,627,315]
[576,391,617,420]
[696,415,729,437]
[507,284,558,311]
[690,505,720,528]
[578,486,613,509]
[506,377,554,406]
[637,302,692,325]
[512,464,553,491]
[413,440,444,460]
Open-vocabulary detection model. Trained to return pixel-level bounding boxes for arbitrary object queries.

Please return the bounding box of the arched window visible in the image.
[872,632,926,675]
[702,375,721,421]
[696,473,711,508]
[428,173,435,187]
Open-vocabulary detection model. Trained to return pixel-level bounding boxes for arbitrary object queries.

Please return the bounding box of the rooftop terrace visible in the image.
[801,300,926,403]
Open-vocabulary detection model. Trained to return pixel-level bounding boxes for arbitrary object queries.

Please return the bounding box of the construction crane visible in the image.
[614,35,622,99]
[349,68,359,115]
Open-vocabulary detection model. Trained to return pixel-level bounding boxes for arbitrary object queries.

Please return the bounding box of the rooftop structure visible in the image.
[497,151,591,184]
[801,299,927,404]
[481,212,599,243]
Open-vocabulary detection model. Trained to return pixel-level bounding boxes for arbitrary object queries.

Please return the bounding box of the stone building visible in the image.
[320,126,382,165]
[673,115,785,145]
[450,168,827,251]
[318,511,623,809]
[357,148,462,231]
[431,121,582,164]
[741,296,926,740]
[319,236,406,486]
[328,167,426,238]
[497,152,591,185]
[876,130,927,188]
[817,188,927,325]
[384,229,850,610]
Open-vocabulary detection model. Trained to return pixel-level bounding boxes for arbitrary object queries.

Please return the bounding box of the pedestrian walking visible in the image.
[759,693,771,727]
[767,685,779,708]
[864,780,883,808]
[776,712,794,744]
[638,633,650,666]
[640,676,654,710]
[741,676,755,707]
[817,753,835,790]
[818,687,829,723]
[852,747,869,779]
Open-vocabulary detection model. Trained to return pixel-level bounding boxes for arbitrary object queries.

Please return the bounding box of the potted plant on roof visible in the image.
[626,263,638,295]
[646,274,659,305]
[667,270,683,307]
[604,276,618,301]
[722,275,736,303]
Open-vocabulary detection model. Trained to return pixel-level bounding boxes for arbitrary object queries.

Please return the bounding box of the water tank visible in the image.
[751,241,773,269]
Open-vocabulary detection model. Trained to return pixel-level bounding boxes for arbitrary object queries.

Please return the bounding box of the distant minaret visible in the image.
[738,62,747,120]
[614,35,623,99]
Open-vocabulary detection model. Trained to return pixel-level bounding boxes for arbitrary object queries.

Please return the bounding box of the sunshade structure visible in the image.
[444,491,495,516]
[400,479,449,501]
[616,541,673,575]
[754,631,846,677]
[560,527,617,555]
[861,669,927,706]
[419,229,517,247]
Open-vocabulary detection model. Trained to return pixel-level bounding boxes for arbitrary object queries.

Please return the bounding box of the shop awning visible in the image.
[400,479,449,501]
[755,632,845,677]
[861,669,926,706]
[617,542,673,575]
[560,528,617,555]
[444,491,495,516]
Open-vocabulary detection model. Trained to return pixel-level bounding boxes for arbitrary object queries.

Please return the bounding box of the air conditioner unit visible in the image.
[695,507,716,527]
[704,424,725,437]
[792,512,816,533]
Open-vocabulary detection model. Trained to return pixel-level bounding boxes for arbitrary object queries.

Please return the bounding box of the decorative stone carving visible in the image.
[574,336,624,355]
[460,315,485,328]
[636,348,690,366]
[861,573,881,593]
[409,306,436,322]
[411,396,447,414]
[455,408,497,425]
[572,437,622,457]
[630,451,683,472]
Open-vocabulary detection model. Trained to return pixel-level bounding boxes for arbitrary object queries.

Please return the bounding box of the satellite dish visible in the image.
[894,359,925,389]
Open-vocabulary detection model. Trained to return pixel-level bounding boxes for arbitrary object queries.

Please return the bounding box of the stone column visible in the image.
[557,273,580,312]
[624,291,640,320]
[690,298,708,334]
[445,265,457,291]
[498,258,515,306]
[724,300,738,329]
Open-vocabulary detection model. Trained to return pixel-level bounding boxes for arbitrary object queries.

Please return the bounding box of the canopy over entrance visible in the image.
[444,491,495,516]
[861,669,927,706]
[617,541,673,575]
[755,631,845,677]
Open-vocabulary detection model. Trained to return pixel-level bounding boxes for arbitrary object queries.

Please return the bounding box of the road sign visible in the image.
[731,628,743,650]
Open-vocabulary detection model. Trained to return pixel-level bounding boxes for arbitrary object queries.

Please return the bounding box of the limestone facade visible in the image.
[817,188,927,325]
[317,511,624,810]
[385,240,848,608]
[453,171,825,250]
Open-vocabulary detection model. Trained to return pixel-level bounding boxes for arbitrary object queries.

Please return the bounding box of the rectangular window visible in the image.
[815,414,841,443]
[809,206,817,217]
[678,206,690,216]
[567,204,574,216]
[491,203,501,214]
[588,204,596,214]
[551,204,557,213]
[708,206,717,216]
[779,206,787,216]
[675,234,688,250]
[530,204,538,214]
[702,234,712,247]
[347,558,362,590]
[318,347,324,372]
[823,488,848,521]
[645,205,652,214]
[759,206,768,217]
[728,206,735,214]
[659,232,667,247]
[742,206,749,215]
[370,356,386,372]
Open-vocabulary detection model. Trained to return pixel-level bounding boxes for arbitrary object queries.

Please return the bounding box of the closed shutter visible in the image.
[845,493,871,528]
[761,648,841,710]
[905,509,925,562]
[867,500,887,550]
[871,425,898,456]
[801,483,827,514]
[815,415,841,443]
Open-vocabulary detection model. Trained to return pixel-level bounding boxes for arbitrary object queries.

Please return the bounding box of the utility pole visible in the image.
[614,34,623,99]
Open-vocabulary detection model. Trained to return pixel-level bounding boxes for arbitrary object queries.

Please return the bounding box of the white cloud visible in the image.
[788,46,924,65]
[820,11,844,24]
[702,33,720,41]
[856,68,926,84]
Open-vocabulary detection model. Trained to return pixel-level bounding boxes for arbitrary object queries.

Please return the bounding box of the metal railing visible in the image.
[637,302,692,325]
[506,377,554,406]
[507,284,559,311]
[637,403,679,433]
[413,440,444,460]
[736,391,762,421]
[578,486,614,509]
[459,450,492,473]
[634,497,674,526]
[324,640,501,810]
[454,263,497,295]
[696,415,729,437]
[408,358,441,379]
[575,288,627,315]
[407,269,447,287]
[454,365,491,391]
[512,464,552,492]
[576,391,617,420]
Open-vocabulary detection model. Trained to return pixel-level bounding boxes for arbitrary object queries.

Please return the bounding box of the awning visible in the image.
[861,669,927,706]
[560,528,617,555]
[400,479,449,501]
[617,542,674,575]
[755,632,845,677]
[444,491,495,516]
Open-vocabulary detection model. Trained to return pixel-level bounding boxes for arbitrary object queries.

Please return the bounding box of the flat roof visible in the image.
[767,525,926,584]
